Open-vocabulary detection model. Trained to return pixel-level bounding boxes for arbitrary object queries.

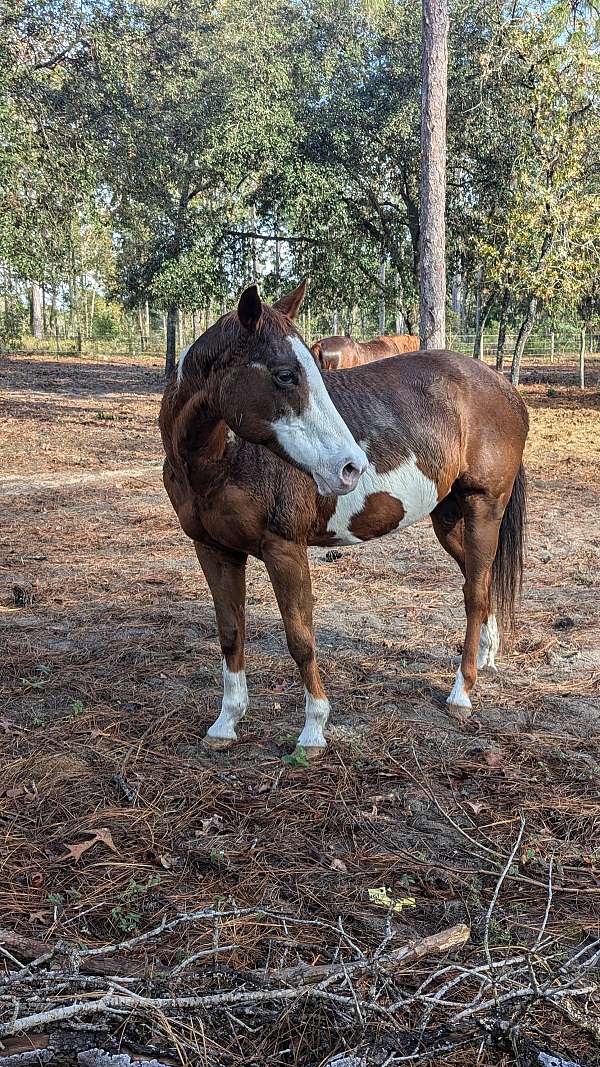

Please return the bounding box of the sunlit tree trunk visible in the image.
[419,0,448,350]
[496,288,510,372]
[31,282,43,339]
[510,296,537,386]
[378,254,386,334]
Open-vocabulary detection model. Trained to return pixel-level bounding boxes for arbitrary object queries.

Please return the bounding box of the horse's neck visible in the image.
[171,379,228,491]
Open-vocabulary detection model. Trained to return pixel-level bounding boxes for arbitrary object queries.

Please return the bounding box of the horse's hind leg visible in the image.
[262,534,330,757]
[444,492,504,712]
[195,542,248,749]
[431,492,499,684]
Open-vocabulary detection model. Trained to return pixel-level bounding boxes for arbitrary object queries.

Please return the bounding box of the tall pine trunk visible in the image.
[378,254,386,334]
[472,283,497,360]
[31,282,43,340]
[496,288,510,372]
[510,296,538,386]
[419,0,448,350]
[166,306,177,377]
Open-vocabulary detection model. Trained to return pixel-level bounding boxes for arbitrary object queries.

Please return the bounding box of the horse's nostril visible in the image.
[341,462,360,483]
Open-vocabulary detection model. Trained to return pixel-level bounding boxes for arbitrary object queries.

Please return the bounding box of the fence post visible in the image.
[549,330,555,364]
[579,328,586,389]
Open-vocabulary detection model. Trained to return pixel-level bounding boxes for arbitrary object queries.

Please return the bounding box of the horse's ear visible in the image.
[273,279,308,320]
[238,285,262,332]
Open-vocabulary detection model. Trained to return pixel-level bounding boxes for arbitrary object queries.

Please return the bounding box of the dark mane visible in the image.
[160,305,295,465]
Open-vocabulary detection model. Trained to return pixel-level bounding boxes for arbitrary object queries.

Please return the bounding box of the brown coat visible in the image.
[311,334,419,370]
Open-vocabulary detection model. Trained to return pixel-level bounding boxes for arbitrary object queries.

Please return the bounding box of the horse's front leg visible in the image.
[194,542,248,749]
[262,534,330,757]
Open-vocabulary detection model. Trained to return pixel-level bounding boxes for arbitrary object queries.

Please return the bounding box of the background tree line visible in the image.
[1,0,599,382]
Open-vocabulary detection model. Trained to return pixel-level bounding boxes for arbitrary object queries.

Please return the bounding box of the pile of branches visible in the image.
[1,841,599,1067]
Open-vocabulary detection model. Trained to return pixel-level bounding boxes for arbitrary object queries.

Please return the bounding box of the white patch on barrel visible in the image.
[326,454,439,544]
[206,662,248,740]
[176,344,192,385]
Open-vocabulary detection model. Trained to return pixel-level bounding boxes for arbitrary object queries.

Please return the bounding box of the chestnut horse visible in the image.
[160,282,528,757]
[311,333,419,370]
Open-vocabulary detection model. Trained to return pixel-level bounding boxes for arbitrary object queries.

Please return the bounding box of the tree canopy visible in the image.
[1,0,599,376]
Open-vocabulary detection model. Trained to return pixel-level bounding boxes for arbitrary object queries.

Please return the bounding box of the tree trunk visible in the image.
[549,330,555,364]
[472,266,483,358]
[49,288,56,332]
[144,300,150,345]
[251,205,258,282]
[192,309,201,338]
[378,255,386,334]
[472,283,497,360]
[496,288,510,372]
[332,309,339,334]
[31,282,43,340]
[137,305,145,351]
[510,296,538,386]
[275,221,281,289]
[579,328,585,389]
[419,0,448,350]
[82,277,89,340]
[165,306,177,377]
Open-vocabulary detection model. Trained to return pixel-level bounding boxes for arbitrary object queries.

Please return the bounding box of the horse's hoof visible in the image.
[203,735,234,751]
[302,745,327,761]
[446,702,472,727]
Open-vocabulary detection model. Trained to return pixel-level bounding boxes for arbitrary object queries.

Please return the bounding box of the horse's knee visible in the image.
[286,625,315,668]
[219,621,242,660]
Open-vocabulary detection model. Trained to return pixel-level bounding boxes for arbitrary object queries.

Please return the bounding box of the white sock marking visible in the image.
[297,689,329,749]
[447,667,472,709]
[477,614,499,671]
[326,453,439,544]
[206,662,248,740]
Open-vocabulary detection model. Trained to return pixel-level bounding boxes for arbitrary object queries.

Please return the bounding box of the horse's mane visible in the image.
[159,304,293,462]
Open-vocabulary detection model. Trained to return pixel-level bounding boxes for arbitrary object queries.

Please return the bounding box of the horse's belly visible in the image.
[326,456,439,544]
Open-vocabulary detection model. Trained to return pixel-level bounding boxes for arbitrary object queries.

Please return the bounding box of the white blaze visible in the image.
[326,454,439,544]
[271,336,367,494]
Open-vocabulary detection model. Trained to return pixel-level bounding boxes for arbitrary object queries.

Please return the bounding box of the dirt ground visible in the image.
[1,352,599,1065]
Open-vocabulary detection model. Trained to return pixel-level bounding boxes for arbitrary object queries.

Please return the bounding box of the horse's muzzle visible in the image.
[313,448,368,496]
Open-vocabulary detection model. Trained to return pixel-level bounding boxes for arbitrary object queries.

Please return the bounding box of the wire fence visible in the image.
[5,326,600,363]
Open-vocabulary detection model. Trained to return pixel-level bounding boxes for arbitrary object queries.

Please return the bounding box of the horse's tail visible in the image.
[492,463,527,632]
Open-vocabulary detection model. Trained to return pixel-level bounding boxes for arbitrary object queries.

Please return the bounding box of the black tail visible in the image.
[492,463,527,632]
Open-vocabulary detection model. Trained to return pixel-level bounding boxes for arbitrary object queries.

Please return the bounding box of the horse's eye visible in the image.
[274,369,295,386]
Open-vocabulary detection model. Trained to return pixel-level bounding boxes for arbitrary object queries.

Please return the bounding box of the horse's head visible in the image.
[218,282,367,496]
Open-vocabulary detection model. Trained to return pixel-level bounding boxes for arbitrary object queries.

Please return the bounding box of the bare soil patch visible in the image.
[1,353,599,1065]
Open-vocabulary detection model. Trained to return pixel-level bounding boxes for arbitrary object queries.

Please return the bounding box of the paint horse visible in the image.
[160,282,528,757]
[311,333,419,370]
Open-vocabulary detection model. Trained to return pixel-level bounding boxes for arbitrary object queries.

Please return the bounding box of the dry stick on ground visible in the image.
[0,906,360,983]
[0,924,470,1038]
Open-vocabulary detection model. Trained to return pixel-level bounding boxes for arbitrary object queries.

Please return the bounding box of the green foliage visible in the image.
[0,0,598,346]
